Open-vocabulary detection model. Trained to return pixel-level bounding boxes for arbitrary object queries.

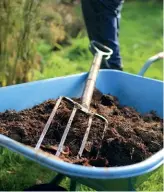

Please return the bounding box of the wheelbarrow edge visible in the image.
[0,134,163,179]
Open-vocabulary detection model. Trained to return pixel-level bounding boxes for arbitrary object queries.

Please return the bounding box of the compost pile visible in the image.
[0,89,163,167]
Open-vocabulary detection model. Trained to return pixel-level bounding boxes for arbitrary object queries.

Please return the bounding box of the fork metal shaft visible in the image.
[81,53,102,110]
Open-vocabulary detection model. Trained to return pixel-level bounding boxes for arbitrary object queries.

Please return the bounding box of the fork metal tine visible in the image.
[35,96,63,150]
[95,114,108,158]
[77,115,93,158]
[36,96,108,158]
[35,41,112,159]
[56,106,77,156]
[78,113,108,158]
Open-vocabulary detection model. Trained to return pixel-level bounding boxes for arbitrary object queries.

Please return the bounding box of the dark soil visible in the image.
[0,89,163,167]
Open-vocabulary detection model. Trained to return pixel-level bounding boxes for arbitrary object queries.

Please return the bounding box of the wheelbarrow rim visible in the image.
[0,134,163,179]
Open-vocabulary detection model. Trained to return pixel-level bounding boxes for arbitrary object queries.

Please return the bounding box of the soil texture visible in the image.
[0,89,163,167]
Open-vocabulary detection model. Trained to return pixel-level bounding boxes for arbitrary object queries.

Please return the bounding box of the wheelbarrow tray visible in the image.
[0,70,163,191]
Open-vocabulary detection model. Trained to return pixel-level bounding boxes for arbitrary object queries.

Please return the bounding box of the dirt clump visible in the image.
[0,89,163,167]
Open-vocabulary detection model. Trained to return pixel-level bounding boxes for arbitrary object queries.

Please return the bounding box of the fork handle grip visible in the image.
[81,53,102,109]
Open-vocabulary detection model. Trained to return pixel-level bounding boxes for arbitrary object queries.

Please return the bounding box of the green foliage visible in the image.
[0,1,163,191]
[0,0,84,86]
[66,38,91,61]
[136,166,163,191]
[120,0,163,80]
[0,147,56,191]
[0,0,41,86]
[33,37,92,80]
[37,0,84,46]
[33,1,163,81]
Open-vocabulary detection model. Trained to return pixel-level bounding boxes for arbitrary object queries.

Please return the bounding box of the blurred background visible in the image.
[0,0,163,191]
[0,0,163,87]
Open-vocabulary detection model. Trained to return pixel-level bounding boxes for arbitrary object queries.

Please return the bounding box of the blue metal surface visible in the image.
[0,134,163,179]
[0,70,163,116]
[0,69,163,190]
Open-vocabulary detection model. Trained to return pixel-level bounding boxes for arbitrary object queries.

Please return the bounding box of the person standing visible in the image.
[81,0,124,70]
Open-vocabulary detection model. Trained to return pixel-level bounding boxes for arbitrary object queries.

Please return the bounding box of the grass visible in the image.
[33,0,163,81]
[0,1,163,191]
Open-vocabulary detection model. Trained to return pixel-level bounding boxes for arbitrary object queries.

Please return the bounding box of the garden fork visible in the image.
[35,41,113,158]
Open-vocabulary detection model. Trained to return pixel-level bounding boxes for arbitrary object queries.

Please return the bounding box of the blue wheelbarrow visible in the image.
[0,52,163,191]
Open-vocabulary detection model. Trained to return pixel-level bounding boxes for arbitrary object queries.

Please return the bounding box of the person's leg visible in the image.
[81,0,124,70]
